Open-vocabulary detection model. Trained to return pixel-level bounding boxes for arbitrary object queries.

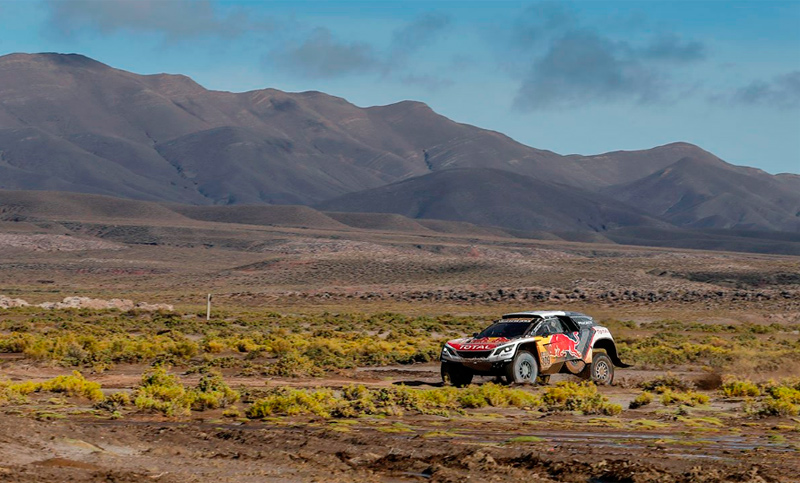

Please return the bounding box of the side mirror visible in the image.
[472,332,479,338]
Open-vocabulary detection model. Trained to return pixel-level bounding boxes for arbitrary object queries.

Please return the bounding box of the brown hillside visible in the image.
[316,168,668,232]
[324,212,437,234]
[171,205,349,230]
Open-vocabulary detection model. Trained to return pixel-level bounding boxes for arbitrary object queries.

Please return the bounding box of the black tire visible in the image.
[441,362,473,387]
[504,350,539,385]
[585,353,614,385]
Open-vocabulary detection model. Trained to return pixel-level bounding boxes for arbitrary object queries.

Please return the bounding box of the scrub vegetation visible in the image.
[0,309,483,373]
[1,309,797,378]
[541,382,622,415]
[611,323,800,373]
[1,371,103,405]
[134,367,240,416]
[247,383,540,419]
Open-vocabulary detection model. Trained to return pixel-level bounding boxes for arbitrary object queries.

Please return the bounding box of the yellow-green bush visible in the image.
[629,391,654,409]
[0,380,30,405]
[1,372,103,405]
[134,367,240,416]
[752,380,800,417]
[757,397,799,417]
[541,382,622,415]
[460,383,539,409]
[135,367,193,416]
[6,310,793,378]
[247,387,338,418]
[658,388,709,407]
[720,378,760,397]
[95,392,131,412]
[37,371,104,402]
[192,370,240,410]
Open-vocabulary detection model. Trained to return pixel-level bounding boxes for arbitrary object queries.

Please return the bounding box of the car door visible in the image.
[534,318,573,365]
[545,318,582,363]
[565,316,592,360]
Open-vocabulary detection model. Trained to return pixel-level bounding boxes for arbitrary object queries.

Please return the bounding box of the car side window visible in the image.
[535,318,562,336]
[557,316,578,333]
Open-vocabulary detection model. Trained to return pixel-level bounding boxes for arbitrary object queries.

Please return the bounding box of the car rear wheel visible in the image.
[441,362,473,387]
[582,352,614,385]
[504,350,539,385]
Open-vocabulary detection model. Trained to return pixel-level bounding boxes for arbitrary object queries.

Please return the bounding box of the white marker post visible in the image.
[206,293,212,321]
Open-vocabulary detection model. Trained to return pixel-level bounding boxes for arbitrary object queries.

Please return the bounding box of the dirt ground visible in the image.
[1,216,799,481]
[0,363,798,482]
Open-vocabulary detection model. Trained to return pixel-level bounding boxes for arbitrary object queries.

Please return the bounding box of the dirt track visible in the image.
[1,411,793,483]
[1,366,798,482]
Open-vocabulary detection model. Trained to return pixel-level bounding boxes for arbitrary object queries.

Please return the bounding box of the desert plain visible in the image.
[0,196,799,483]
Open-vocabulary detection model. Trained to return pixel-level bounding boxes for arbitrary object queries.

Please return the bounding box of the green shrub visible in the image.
[0,311,477,373]
[758,397,799,417]
[458,383,539,409]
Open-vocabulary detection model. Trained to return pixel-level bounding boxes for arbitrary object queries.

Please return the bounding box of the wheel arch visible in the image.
[517,341,541,360]
[592,338,631,368]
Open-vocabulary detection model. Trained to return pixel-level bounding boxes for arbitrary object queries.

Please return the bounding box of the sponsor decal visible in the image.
[447,337,509,351]
[548,332,582,359]
[462,344,494,350]
[539,350,551,369]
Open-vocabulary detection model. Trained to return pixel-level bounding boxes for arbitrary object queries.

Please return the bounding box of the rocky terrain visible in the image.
[0,295,172,311]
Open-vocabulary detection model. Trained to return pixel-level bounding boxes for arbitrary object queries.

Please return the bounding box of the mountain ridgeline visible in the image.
[0,53,798,247]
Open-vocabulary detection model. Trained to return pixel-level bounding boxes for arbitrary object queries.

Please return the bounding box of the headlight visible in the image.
[441,345,454,356]
[493,345,514,356]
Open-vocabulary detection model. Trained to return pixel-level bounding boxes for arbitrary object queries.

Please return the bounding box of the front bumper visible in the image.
[440,344,516,372]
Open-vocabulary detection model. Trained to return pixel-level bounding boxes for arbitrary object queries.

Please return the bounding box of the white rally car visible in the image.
[440,310,630,387]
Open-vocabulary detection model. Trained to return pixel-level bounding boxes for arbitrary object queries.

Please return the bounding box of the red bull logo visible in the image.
[548,333,582,359]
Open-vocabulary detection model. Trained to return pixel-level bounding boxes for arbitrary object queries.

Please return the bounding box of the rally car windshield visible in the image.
[475,321,531,339]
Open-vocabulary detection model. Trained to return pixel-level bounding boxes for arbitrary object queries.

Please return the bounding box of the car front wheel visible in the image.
[504,350,539,385]
[441,362,473,387]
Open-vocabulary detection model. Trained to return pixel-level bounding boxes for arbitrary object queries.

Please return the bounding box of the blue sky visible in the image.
[1,0,798,174]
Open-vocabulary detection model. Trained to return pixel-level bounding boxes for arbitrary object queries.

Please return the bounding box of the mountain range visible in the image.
[0,52,798,241]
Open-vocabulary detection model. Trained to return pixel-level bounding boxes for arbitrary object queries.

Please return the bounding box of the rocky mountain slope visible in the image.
[0,52,797,234]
